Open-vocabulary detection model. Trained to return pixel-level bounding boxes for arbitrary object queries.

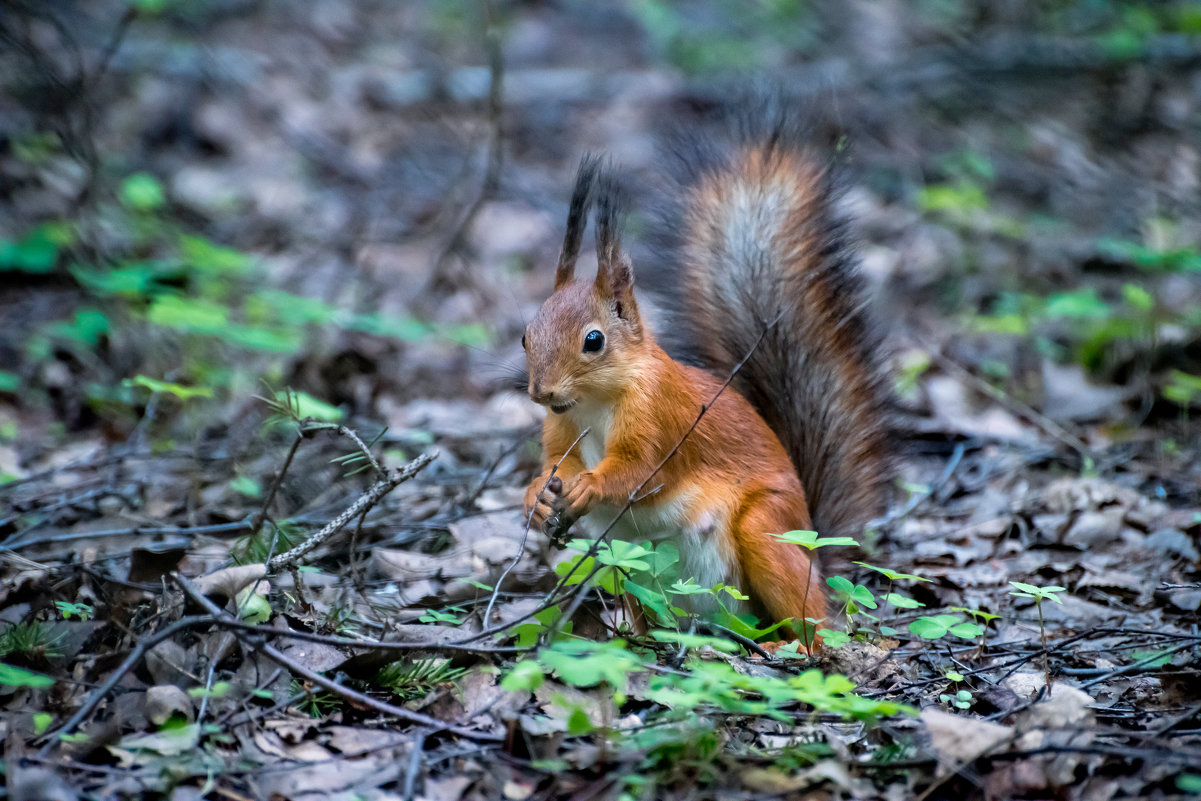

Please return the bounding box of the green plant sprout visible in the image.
[854,562,930,635]
[940,688,974,710]
[908,614,984,642]
[951,606,1000,655]
[419,608,465,625]
[774,530,860,549]
[331,427,390,476]
[33,712,53,735]
[0,663,55,689]
[123,375,213,402]
[288,680,339,718]
[375,659,466,702]
[1009,581,1066,694]
[232,517,306,565]
[826,575,878,633]
[939,670,974,710]
[1164,370,1201,407]
[55,601,95,621]
[0,621,65,662]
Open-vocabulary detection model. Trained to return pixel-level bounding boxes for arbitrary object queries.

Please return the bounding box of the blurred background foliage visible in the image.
[0,0,1199,476]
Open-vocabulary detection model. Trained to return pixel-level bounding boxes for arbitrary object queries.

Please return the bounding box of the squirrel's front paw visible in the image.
[562,471,601,519]
[523,474,563,531]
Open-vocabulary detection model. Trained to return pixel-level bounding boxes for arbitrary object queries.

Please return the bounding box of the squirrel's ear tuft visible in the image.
[555,154,601,290]
[593,162,634,303]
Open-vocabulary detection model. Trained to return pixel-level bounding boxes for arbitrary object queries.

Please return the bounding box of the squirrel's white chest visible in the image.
[567,403,613,470]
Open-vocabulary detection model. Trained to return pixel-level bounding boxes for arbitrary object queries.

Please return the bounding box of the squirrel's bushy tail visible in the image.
[653,106,894,539]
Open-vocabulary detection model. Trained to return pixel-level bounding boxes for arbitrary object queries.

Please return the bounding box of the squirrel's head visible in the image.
[523,157,645,414]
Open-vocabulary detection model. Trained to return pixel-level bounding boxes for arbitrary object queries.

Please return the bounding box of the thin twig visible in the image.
[86,6,136,89]
[205,616,519,654]
[402,729,428,801]
[249,429,304,537]
[173,573,501,743]
[482,428,590,626]
[266,451,437,572]
[1079,641,1196,689]
[313,423,388,480]
[37,616,214,756]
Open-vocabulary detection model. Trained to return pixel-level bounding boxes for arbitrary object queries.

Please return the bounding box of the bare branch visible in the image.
[266,451,437,572]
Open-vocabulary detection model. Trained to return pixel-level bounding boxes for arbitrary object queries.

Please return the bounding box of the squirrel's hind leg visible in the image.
[732,496,829,651]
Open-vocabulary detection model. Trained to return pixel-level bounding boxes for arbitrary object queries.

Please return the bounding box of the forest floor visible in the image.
[2,2,1200,800]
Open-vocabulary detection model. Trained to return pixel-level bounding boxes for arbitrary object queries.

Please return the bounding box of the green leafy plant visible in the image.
[288,680,339,718]
[908,614,985,642]
[418,608,465,625]
[1178,773,1201,794]
[952,606,1000,654]
[556,539,653,596]
[1010,581,1065,693]
[774,530,860,549]
[971,230,1201,408]
[232,518,306,565]
[826,575,878,632]
[0,621,65,662]
[854,561,930,636]
[554,537,800,647]
[0,663,55,689]
[55,601,95,621]
[512,605,572,648]
[188,682,231,701]
[1129,648,1175,668]
[940,688,974,710]
[502,635,916,764]
[939,670,974,710]
[1164,370,1201,408]
[500,533,931,792]
[318,604,359,636]
[1,176,489,434]
[123,375,214,402]
[375,659,466,702]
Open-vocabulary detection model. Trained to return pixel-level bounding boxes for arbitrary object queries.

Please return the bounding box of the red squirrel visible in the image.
[521,111,892,646]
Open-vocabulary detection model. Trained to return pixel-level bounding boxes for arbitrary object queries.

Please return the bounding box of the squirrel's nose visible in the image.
[529,381,552,406]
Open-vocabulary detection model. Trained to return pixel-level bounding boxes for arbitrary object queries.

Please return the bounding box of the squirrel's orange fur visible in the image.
[522,113,892,646]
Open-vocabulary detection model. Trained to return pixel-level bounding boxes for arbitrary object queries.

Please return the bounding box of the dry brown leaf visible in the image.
[373,548,452,582]
[278,639,348,673]
[740,767,808,793]
[532,681,615,731]
[422,774,475,801]
[1018,684,1094,729]
[447,509,526,546]
[1002,671,1047,700]
[922,708,1013,768]
[191,564,269,601]
[145,639,195,687]
[324,725,407,756]
[252,729,333,762]
[1039,478,1141,514]
[144,685,194,727]
[1062,510,1125,548]
[924,375,1040,444]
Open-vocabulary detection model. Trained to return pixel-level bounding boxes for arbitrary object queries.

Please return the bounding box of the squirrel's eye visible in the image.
[521,334,526,349]
[583,330,604,353]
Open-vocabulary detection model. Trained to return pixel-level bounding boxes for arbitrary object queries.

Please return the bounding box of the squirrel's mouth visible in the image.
[549,399,577,414]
